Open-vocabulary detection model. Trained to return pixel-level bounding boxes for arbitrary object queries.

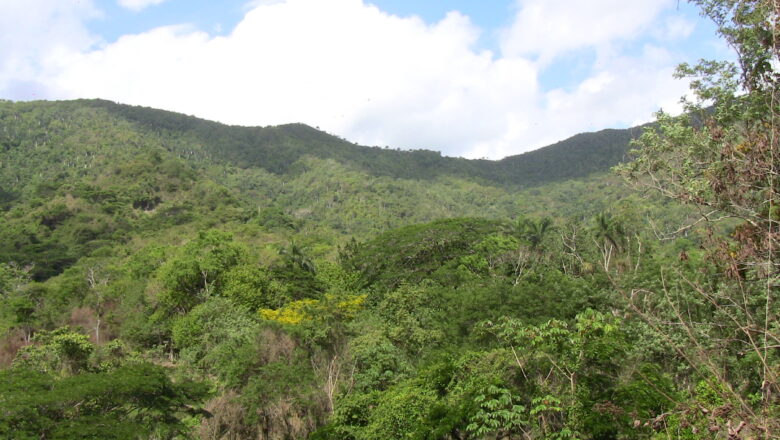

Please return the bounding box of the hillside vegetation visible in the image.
[0,98,663,282]
[83,98,640,186]
[1,2,778,438]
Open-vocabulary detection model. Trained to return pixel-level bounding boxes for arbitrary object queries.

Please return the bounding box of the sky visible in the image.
[0,0,731,159]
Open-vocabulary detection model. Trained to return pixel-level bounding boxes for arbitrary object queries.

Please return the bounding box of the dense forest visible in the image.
[1,0,778,439]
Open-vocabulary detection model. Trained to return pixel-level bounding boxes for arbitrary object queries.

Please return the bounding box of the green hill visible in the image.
[0,99,676,284]
[1,3,774,437]
[0,98,739,440]
[83,99,640,186]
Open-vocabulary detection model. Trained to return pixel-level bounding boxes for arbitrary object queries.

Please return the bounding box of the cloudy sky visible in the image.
[1,0,729,159]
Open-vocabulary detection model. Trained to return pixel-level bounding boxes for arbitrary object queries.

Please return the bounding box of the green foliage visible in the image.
[171,297,260,378]
[342,217,504,290]
[467,384,528,438]
[375,283,446,355]
[320,391,380,440]
[0,363,208,439]
[475,310,647,438]
[360,380,438,440]
[278,240,317,274]
[221,263,288,310]
[256,206,300,230]
[238,343,328,439]
[459,233,519,277]
[616,1,780,436]
[1,21,771,436]
[125,244,168,278]
[348,328,410,392]
[0,263,34,334]
[267,263,326,302]
[156,229,246,315]
[13,328,94,375]
[84,99,638,187]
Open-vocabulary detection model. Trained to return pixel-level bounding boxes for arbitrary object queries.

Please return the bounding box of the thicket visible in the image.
[1,0,777,438]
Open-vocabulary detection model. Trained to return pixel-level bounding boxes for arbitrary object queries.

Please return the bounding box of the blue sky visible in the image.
[87,1,516,45]
[0,0,729,158]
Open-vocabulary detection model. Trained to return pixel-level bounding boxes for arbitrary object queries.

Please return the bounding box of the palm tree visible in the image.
[592,212,625,271]
[514,217,554,250]
[507,217,555,284]
[279,241,316,274]
[594,212,624,252]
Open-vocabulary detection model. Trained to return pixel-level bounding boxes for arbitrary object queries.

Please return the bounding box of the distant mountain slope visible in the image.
[494,127,642,185]
[83,99,643,187]
[2,99,657,281]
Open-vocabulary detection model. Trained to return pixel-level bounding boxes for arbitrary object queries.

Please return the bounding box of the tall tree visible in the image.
[279,241,317,275]
[514,217,554,251]
[592,212,625,271]
[617,0,780,435]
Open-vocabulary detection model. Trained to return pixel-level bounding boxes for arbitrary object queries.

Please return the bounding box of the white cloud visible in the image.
[3,0,701,159]
[657,15,696,41]
[118,0,168,12]
[243,0,287,10]
[501,0,674,63]
[540,45,687,139]
[45,0,541,157]
[464,46,689,159]
[0,0,99,100]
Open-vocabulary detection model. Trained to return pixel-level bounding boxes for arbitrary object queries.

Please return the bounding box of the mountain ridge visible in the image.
[0,98,656,282]
[78,98,642,187]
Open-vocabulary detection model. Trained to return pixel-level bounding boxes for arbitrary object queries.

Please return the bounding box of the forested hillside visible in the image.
[0,97,663,282]
[80,98,640,186]
[1,1,778,439]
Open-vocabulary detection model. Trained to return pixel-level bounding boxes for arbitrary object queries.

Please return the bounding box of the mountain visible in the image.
[0,99,664,282]
[0,98,723,440]
[2,3,773,436]
[83,99,641,186]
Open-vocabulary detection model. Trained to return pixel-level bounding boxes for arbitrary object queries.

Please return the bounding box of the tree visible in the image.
[0,263,29,297]
[0,263,35,342]
[592,211,625,272]
[360,380,438,440]
[12,328,94,375]
[171,297,259,378]
[479,310,648,439]
[619,1,778,277]
[279,240,317,275]
[505,217,557,284]
[616,0,780,435]
[85,266,109,343]
[221,263,288,310]
[514,216,554,251]
[466,384,528,440]
[0,363,208,439]
[156,229,246,315]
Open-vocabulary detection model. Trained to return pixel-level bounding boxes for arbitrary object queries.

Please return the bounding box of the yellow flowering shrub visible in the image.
[259,293,367,325]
